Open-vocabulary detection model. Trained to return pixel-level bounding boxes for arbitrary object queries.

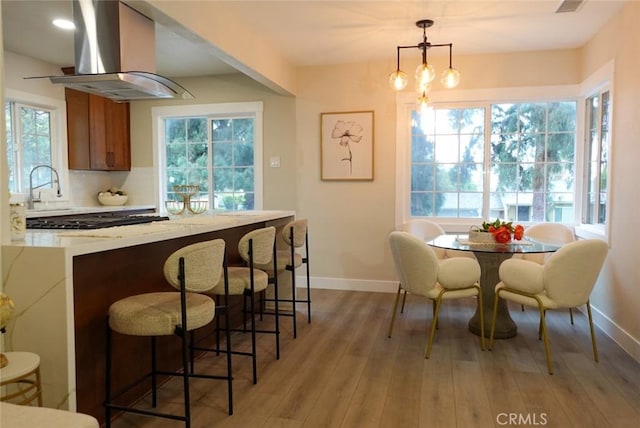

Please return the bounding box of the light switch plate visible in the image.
[270,156,281,168]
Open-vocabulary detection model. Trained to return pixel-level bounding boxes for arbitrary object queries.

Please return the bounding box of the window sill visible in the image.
[575,224,607,242]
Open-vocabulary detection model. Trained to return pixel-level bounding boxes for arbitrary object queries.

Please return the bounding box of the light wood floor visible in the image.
[110,288,640,428]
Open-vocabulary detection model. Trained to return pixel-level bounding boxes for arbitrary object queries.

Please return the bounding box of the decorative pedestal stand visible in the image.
[166,185,208,216]
[0,351,43,406]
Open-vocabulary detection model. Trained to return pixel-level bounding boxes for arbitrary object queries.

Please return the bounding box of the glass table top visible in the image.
[429,234,562,254]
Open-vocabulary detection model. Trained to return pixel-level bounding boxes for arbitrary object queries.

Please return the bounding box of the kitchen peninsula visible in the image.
[1,210,294,421]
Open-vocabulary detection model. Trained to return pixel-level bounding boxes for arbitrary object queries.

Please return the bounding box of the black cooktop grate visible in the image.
[27,214,170,230]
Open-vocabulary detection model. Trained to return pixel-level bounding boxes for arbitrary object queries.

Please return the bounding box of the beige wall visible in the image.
[3,51,65,99]
[579,1,640,352]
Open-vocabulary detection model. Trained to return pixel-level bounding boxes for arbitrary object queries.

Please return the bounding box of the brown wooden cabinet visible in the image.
[65,88,131,171]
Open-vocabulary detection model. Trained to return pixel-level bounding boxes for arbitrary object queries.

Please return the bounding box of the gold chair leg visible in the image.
[476,286,485,351]
[432,300,439,330]
[425,297,443,359]
[388,284,402,338]
[538,311,544,340]
[488,291,501,350]
[400,289,408,313]
[586,301,599,362]
[537,304,553,375]
[569,307,574,325]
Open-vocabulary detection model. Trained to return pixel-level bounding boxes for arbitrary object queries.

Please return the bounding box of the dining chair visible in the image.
[105,239,233,427]
[402,219,446,258]
[522,222,576,263]
[388,231,484,358]
[520,223,577,321]
[489,239,608,374]
[400,219,446,313]
[400,219,474,313]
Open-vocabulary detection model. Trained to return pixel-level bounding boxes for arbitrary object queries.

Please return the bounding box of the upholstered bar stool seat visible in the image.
[109,292,214,336]
[223,268,269,295]
[105,239,232,427]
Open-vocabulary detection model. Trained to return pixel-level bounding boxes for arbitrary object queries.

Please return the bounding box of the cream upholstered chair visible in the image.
[489,239,608,374]
[402,218,475,259]
[388,231,484,358]
[522,222,576,264]
[519,223,576,320]
[402,219,446,258]
[1,402,99,428]
[400,219,474,312]
[105,239,232,427]
[202,227,279,384]
[400,219,445,313]
[254,219,310,338]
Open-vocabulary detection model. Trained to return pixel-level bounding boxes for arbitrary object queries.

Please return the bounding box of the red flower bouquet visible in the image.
[480,219,524,244]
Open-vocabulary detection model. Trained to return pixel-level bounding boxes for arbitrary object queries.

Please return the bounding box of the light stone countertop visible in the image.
[8,210,296,256]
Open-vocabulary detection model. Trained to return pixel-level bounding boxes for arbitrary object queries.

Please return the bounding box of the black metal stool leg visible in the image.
[305,245,311,323]
[250,289,258,384]
[105,318,112,428]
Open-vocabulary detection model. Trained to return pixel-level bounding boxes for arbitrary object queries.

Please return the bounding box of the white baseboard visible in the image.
[300,275,640,364]
[300,275,397,293]
[589,304,640,363]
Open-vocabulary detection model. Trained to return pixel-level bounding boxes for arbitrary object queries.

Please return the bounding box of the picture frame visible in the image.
[320,110,374,181]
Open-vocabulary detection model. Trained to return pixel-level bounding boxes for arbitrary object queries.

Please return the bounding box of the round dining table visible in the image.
[428,234,561,339]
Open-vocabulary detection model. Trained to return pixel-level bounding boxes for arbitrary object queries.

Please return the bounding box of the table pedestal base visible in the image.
[468,252,517,339]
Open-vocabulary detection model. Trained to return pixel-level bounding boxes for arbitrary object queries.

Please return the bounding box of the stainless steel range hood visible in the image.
[45,0,194,101]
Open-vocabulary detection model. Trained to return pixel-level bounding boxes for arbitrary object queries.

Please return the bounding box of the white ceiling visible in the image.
[1,0,629,78]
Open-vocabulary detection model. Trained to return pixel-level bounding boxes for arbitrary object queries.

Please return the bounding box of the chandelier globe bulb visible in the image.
[389,70,408,90]
[415,63,436,85]
[441,67,461,89]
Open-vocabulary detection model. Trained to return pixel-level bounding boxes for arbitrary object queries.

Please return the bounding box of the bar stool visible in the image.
[256,219,311,338]
[198,226,279,385]
[0,351,43,406]
[105,239,232,427]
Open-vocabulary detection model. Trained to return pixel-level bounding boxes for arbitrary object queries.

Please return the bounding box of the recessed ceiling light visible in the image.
[53,19,75,30]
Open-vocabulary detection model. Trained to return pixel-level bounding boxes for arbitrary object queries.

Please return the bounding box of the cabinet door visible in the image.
[104,100,131,170]
[66,89,91,170]
[88,95,109,170]
[66,92,131,171]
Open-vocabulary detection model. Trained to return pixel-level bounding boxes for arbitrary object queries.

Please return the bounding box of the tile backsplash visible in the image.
[68,167,156,207]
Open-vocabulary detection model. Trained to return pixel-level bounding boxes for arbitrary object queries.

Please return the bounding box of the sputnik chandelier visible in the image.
[389,19,460,108]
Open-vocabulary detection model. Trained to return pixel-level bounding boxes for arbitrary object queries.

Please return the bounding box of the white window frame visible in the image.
[5,88,69,202]
[575,60,614,243]
[395,85,583,233]
[152,102,264,211]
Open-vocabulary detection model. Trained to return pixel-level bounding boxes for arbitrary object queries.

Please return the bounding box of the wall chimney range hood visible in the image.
[39,0,194,101]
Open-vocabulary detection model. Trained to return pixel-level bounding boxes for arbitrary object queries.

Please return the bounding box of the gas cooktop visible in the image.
[27,214,170,230]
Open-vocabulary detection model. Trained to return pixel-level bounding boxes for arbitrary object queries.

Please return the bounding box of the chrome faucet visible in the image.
[27,164,62,209]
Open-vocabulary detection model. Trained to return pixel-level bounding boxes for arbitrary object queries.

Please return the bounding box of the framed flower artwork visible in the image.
[321,110,374,181]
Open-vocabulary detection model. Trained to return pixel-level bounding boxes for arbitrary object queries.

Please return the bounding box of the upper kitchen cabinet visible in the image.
[66,88,131,171]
